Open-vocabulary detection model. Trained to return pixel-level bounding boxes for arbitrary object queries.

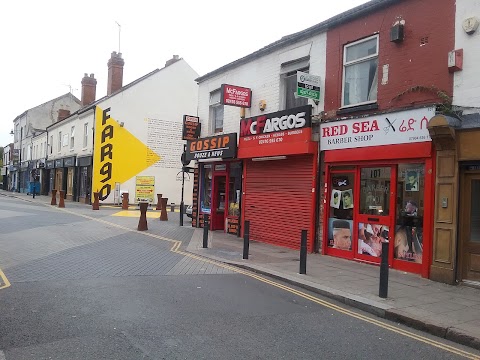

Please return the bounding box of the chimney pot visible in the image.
[107,51,125,95]
[81,72,97,106]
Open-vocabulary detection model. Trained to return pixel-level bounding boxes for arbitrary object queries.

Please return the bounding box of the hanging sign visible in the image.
[182,115,201,141]
[320,107,435,151]
[297,71,321,100]
[221,84,252,108]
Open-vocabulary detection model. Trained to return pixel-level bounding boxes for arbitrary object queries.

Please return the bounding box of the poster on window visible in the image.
[358,223,389,257]
[341,189,354,209]
[394,225,423,263]
[327,218,352,250]
[405,170,420,191]
[330,189,341,209]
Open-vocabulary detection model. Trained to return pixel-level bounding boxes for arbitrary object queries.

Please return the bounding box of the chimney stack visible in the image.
[107,51,125,95]
[165,55,180,67]
[81,73,97,106]
[57,109,71,122]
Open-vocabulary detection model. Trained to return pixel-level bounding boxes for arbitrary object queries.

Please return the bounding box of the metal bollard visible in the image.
[179,201,184,227]
[379,241,389,298]
[170,203,175,212]
[202,213,209,248]
[299,230,307,274]
[243,220,250,260]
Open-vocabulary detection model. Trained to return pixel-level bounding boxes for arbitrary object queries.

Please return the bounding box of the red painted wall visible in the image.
[324,0,455,117]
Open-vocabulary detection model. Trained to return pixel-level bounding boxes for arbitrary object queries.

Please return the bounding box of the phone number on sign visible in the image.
[408,135,430,141]
[259,137,283,144]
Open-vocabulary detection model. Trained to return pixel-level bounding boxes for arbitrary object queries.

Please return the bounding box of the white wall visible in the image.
[95,59,199,205]
[453,0,480,109]
[197,34,326,138]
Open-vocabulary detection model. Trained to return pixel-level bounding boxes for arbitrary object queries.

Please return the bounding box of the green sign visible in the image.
[297,71,321,100]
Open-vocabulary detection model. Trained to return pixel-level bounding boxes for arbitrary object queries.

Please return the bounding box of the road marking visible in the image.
[28,203,480,359]
[0,268,10,290]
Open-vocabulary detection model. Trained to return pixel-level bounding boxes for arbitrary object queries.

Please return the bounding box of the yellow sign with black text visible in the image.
[135,176,155,202]
[92,106,160,202]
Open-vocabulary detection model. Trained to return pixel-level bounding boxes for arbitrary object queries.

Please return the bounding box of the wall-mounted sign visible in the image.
[320,107,435,151]
[55,159,64,168]
[182,115,201,141]
[135,176,155,203]
[63,156,75,167]
[238,105,313,158]
[297,71,321,100]
[221,84,252,108]
[186,133,237,162]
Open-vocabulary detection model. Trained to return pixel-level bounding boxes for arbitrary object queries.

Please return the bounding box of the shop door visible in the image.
[460,173,480,281]
[55,169,63,191]
[211,175,227,231]
[356,166,395,263]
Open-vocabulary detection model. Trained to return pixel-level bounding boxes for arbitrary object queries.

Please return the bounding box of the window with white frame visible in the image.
[50,136,53,154]
[209,90,224,133]
[280,57,309,110]
[40,143,43,158]
[70,126,75,149]
[342,35,379,107]
[58,131,62,152]
[83,123,88,148]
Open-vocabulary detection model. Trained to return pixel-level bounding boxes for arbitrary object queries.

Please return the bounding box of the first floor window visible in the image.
[209,90,224,133]
[70,126,75,149]
[343,35,379,107]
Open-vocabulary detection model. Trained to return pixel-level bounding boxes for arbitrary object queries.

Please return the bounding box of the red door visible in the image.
[354,166,396,264]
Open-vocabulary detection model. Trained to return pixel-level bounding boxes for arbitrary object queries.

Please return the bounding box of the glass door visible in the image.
[355,166,395,263]
[211,175,227,231]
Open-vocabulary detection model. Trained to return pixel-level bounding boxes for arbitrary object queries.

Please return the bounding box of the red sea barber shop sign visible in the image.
[237,105,313,158]
[221,84,252,108]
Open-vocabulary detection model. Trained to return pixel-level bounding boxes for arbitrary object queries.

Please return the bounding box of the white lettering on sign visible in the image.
[320,107,435,151]
[247,112,306,136]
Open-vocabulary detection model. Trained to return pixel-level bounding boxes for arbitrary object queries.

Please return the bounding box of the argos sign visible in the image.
[240,106,311,137]
[238,106,314,159]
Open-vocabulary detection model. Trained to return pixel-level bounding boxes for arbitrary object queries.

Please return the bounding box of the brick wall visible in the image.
[324,0,455,116]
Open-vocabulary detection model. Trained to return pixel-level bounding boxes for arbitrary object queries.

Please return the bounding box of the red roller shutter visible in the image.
[244,155,314,252]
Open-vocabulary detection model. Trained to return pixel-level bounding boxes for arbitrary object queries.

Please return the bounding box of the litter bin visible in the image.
[27,181,40,195]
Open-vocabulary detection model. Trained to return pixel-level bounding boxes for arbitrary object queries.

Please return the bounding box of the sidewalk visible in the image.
[187,228,480,350]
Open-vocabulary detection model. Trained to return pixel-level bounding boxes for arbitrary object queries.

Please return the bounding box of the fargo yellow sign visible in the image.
[92,106,160,201]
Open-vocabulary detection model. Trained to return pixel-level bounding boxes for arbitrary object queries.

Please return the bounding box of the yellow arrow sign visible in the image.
[92,106,160,201]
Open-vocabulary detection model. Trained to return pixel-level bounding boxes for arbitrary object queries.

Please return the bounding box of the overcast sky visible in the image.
[0,0,369,147]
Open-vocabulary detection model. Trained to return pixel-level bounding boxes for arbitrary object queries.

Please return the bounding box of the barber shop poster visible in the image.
[327,218,353,250]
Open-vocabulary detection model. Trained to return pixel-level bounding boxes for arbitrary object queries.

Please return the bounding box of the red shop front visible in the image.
[320,107,435,278]
[238,105,318,252]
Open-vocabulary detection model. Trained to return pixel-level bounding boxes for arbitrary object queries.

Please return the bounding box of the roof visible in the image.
[47,68,162,129]
[195,0,401,83]
[12,92,81,122]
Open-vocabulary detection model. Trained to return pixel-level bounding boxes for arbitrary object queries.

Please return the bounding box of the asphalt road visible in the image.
[1,194,479,360]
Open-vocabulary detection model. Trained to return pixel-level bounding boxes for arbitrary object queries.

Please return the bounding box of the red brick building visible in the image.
[320,0,455,278]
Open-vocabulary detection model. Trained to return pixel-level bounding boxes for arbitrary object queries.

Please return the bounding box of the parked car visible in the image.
[186,205,193,218]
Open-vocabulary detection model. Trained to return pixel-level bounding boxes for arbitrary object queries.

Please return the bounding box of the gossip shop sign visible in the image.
[320,107,435,151]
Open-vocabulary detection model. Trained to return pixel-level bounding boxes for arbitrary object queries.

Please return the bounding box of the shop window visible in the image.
[210,90,224,133]
[79,167,88,198]
[327,171,355,250]
[201,165,212,213]
[228,163,242,217]
[394,164,424,264]
[342,35,378,107]
[360,167,390,216]
[281,57,309,110]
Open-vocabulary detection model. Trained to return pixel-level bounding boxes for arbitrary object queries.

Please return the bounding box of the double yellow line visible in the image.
[4,203,479,359]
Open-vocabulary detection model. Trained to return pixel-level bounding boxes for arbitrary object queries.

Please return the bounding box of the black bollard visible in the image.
[243,220,250,260]
[202,213,209,248]
[180,201,184,227]
[299,230,307,274]
[379,241,389,298]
